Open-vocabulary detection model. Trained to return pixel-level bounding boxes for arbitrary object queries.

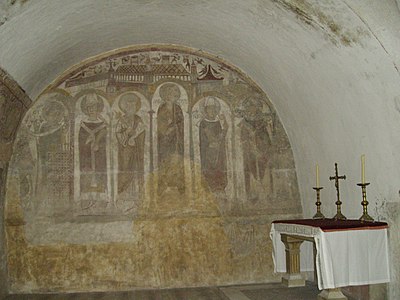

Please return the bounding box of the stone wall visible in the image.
[5,46,302,293]
[0,161,7,298]
[0,67,30,297]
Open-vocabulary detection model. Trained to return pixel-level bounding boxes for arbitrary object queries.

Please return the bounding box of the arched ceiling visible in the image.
[1,0,400,218]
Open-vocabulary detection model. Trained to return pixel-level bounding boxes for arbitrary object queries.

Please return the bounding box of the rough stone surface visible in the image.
[0,67,30,297]
[4,282,323,300]
[5,46,302,293]
[0,161,7,298]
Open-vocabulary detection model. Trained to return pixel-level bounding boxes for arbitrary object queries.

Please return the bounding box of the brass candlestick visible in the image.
[313,187,325,219]
[329,163,347,220]
[357,182,374,222]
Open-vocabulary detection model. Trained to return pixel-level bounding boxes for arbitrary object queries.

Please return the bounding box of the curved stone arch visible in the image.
[111,91,151,206]
[74,90,111,214]
[192,95,235,205]
[43,45,258,95]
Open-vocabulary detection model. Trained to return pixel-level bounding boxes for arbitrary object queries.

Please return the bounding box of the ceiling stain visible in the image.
[0,0,29,27]
[272,0,370,47]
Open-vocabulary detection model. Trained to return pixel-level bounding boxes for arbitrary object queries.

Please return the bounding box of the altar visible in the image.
[270,218,390,298]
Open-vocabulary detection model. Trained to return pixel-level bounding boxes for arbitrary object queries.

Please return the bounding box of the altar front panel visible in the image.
[317,228,390,289]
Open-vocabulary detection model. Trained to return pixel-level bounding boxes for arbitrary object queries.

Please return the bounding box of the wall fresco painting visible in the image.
[113,91,150,212]
[192,96,234,207]
[153,83,189,199]
[5,46,302,292]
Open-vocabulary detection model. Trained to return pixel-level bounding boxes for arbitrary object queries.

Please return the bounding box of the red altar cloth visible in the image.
[272,218,388,232]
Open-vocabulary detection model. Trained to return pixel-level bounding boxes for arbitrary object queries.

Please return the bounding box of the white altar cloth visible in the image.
[270,221,390,290]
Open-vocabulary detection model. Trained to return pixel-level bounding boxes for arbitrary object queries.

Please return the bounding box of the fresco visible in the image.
[114,92,147,209]
[5,46,302,292]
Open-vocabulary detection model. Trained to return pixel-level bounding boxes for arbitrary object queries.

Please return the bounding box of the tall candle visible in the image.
[361,154,365,184]
[316,163,320,187]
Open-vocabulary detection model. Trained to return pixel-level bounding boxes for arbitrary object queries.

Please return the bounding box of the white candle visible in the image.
[361,154,365,184]
[316,163,320,187]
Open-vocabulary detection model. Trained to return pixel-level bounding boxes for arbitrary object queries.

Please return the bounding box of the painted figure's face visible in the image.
[120,94,141,116]
[247,104,258,117]
[82,94,102,120]
[87,102,98,117]
[243,98,263,121]
[205,105,218,120]
[159,84,181,104]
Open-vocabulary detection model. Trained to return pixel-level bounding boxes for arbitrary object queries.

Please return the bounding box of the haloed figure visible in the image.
[116,93,145,198]
[199,96,228,192]
[157,83,185,195]
[240,97,273,202]
[79,93,108,204]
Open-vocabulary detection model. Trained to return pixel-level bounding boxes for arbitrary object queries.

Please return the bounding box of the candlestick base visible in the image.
[359,213,374,222]
[357,182,373,222]
[312,187,325,220]
[333,211,347,220]
[313,211,325,219]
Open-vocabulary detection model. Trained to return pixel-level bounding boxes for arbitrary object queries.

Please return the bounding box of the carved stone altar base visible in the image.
[318,288,348,300]
[281,233,348,300]
[280,234,306,287]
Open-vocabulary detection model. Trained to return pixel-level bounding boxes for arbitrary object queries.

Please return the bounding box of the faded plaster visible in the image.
[5,47,302,292]
[0,0,400,297]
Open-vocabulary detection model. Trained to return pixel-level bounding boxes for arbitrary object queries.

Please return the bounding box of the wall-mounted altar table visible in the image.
[270,219,390,299]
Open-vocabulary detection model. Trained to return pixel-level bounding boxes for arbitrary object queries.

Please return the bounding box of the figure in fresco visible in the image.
[116,93,145,198]
[14,137,36,212]
[23,97,70,214]
[79,93,108,204]
[199,96,228,192]
[239,96,274,202]
[25,100,67,137]
[157,83,185,195]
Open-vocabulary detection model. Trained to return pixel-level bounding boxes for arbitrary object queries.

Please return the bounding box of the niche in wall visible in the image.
[5,45,302,292]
